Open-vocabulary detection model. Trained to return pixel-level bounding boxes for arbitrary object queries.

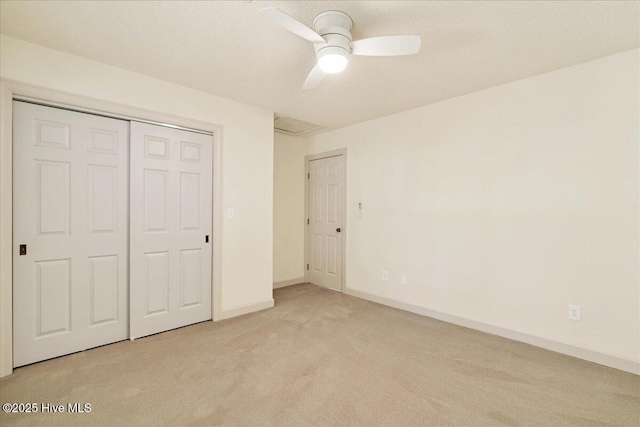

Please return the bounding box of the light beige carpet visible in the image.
[1,283,639,426]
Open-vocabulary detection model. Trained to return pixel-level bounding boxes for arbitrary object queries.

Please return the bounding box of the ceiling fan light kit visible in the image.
[260,7,421,89]
[317,49,348,73]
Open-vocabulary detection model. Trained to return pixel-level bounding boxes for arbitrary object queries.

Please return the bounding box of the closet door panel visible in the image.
[13,101,129,367]
[129,121,212,339]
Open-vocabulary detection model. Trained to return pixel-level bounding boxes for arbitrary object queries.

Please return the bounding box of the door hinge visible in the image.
[307,172,310,179]
[307,218,309,225]
[306,263,309,270]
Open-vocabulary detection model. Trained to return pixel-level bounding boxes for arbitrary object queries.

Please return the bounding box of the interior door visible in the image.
[308,155,344,291]
[129,121,212,339]
[13,101,129,367]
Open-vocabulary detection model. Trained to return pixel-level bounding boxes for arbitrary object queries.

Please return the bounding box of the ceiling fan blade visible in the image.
[351,35,421,56]
[302,64,326,90]
[260,7,326,43]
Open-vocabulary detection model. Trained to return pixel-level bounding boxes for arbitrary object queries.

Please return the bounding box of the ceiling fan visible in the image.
[260,7,421,90]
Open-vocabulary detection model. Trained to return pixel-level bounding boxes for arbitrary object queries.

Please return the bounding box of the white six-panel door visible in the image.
[13,101,129,367]
[308,155,344,291]
[129,122,213,339]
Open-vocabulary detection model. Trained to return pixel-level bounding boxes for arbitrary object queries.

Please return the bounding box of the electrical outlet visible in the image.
[400,275,407,286]
[382,271,389,282]
[568,305,580,321]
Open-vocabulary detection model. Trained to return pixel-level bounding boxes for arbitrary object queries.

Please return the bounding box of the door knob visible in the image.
[336,227,341,233]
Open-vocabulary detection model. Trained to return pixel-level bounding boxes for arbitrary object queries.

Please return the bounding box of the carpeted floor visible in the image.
[1,283,639,426]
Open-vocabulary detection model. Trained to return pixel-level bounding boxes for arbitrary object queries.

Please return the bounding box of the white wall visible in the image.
[307,49,640,365]
[273,132,306,285]
[0,35,274,313]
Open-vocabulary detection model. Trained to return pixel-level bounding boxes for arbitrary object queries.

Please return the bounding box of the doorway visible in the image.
[305,150,346,292]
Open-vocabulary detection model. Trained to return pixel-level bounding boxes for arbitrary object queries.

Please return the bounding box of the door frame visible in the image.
[304,149,347,292]
[0,79,224,377]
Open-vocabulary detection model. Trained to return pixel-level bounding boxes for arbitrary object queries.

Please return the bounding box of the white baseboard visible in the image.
[219,299,274,320]
[273,277,307,289]
[344,288,640,375]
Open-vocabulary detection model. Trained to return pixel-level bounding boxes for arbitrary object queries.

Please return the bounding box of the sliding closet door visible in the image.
[129,122,212,339]
[13,101,129,367]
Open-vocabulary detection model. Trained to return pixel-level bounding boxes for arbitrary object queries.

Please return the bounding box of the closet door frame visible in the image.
[0,79,224,377]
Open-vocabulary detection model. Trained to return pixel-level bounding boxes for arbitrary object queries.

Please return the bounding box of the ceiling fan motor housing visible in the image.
[313,10,353,58]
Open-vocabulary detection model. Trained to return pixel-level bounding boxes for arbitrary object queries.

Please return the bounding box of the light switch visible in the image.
[226,208,235,220]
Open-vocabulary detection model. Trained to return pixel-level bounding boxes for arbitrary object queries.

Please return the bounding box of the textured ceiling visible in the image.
[1,1,638,130]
